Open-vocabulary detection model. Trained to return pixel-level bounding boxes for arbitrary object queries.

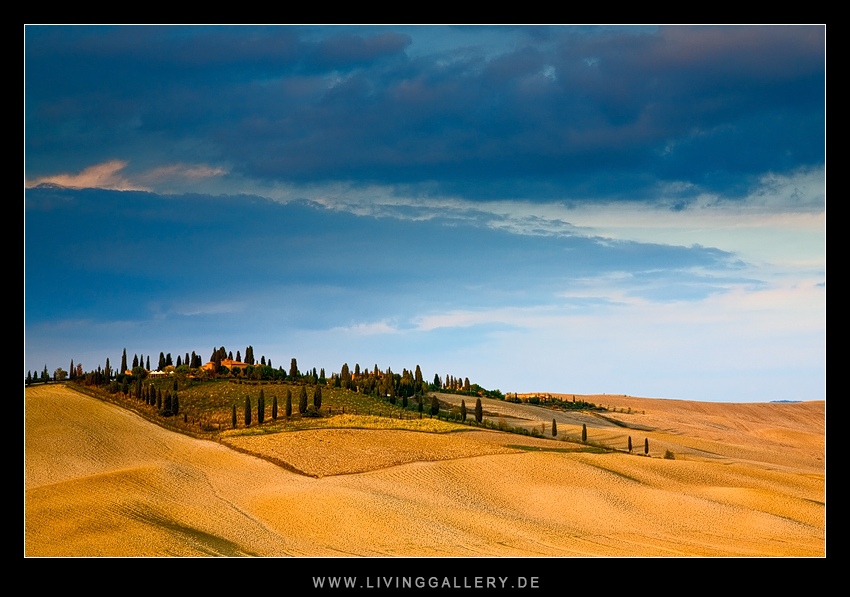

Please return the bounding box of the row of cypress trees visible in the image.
[234,386,325,428]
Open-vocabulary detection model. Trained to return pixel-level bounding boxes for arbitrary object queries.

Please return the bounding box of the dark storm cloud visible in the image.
[24,186,742,324]
[26,25,824,201]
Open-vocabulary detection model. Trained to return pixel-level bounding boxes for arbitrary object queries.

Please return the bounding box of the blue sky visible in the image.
[24,25,825,402]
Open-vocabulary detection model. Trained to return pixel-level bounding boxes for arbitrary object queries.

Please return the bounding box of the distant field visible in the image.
[25,384,825,556]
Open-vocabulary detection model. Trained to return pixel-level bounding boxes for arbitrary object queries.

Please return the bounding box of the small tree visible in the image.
[430,395,440,416]
[285,389,293,417]
[313,386,322,410]
[232,404,237,428]
[474,398,483,423]
[272,395,278,420]
[581,424,587,443]
[628,436,633,453]
[644,438,649,455]
[552,418,557,437]
[173,393,179,416]
[245,395,252,427]
[460,400,467,422]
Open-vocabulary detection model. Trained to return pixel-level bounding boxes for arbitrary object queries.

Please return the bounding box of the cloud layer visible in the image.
[24,26,825,402]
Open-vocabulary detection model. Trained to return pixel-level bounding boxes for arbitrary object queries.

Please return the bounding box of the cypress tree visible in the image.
[245,395,252,426]
[285,389,293,417]
[272,395,278,420]
[299,385,308,414]
[460,400,467,422]
[581,424,587,442]
[258,390,265,425]
[644,438,649,455]
[430,396,440,416]
[232,404,237,428]
[313,386,322,410]
[474,398,483,423]
[173,393,179,416]
[552,418,557,437]
[628,436,633,453]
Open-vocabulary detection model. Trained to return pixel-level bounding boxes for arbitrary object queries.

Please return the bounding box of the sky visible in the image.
[24,25,825,402]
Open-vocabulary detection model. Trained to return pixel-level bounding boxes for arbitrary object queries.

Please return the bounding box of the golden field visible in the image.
[24,384,825,557]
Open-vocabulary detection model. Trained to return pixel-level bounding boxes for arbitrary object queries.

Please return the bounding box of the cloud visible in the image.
[140,163,227,183]
[26,160,141,191]
[26,26,824,202]
[308,31,412,70]
[167,301,245,317]
[298,165,824,261]
[332,320,401,335]
[26,160,228,193]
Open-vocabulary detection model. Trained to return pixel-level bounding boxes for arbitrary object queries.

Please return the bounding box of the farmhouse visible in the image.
[202,358,251,373]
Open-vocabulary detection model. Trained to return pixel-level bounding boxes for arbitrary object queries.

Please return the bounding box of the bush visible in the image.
[664,449,676,460]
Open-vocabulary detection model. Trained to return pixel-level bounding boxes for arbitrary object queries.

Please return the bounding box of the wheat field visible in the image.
[24,384,824,557]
